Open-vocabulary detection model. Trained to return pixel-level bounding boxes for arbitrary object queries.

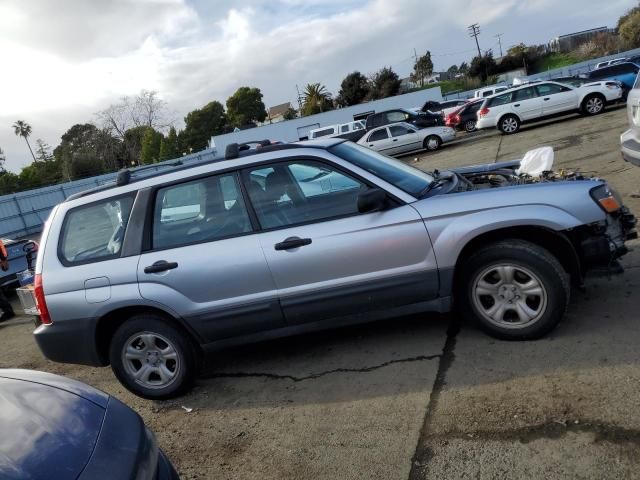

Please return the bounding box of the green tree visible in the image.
[159,126,179,161]
[458,62,469,75]
[122,126,148,166]
[35,139,54,162]
[226,87,267,127]
[301,83,333,116]
[140,127,163,164]
[12,120,36,162]
[0,147,5,173]
[469,52,497,81]
[368,67,401,100]
[182,101,226,153]
[619,7,640,47]
[54,123,120,179]
[337,71,370,106]
[410,51,434,87]
[282,107,298,120]
[0,171,19,195]
[447,64,459,74]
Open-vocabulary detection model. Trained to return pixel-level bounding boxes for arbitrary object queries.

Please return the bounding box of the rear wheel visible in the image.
[464,119,477,132]
[499,115,520,134]
[456,240,569,340]
[109,314,198,399]
[423,135,442,151]
[581,94,605,115]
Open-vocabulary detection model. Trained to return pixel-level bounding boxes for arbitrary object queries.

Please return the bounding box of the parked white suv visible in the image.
[476,81,623,134]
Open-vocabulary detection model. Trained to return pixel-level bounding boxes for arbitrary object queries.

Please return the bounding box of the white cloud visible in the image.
[0,0,633,171]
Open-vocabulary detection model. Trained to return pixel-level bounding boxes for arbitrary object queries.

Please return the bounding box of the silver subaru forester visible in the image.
[33,139,636,399]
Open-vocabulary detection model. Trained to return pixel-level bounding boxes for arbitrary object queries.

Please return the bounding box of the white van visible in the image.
[473,85,509,99]
[308,120,366,141]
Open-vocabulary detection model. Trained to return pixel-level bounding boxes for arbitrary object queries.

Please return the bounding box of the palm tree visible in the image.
[12,120,36,162]
[302,83,332,115]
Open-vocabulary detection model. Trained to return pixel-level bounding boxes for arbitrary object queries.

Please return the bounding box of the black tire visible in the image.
[463,120,477,132]
[498,114,521,135]
[456,239,570,340]
[423,135,442,151]
[581,93,606,115]
[109,314,199,399]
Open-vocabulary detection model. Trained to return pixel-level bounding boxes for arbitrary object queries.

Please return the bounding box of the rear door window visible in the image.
[153,173,252,249]
[514,87,536,101]
[60,196,134,264]
[368,129,389,142]
[488,91,514,107]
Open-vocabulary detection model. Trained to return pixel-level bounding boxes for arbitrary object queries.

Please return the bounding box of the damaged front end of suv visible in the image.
[421,151,637,284]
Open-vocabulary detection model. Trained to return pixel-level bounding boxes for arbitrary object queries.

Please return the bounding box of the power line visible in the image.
[468,23,482,58]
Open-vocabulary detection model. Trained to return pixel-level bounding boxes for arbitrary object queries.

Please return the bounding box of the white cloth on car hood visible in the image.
[516,146,554,177]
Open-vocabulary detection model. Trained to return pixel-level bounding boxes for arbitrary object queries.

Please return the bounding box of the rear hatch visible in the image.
[0,373,106,479]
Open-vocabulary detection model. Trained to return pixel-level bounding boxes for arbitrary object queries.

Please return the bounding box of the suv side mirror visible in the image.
[358,188,387,213]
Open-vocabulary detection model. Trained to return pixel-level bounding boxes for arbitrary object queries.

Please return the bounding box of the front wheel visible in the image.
[499,115,520,134]
[456,240,570,340]
[109,314,199,399]
[581,94,605,115]
[423,135,442,151]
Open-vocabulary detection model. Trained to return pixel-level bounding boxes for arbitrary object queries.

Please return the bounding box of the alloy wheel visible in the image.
[122,332,181,389]
[502,117,518,133]
[586,97,604,114]
[471,264,548,329]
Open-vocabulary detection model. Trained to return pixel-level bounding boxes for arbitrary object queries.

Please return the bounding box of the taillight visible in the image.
[34,274,52,325]
[478,107,490,117]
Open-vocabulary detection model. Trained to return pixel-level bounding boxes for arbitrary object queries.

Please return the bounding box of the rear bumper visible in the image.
[475,117,495,130]
[621,129,640,167]
[34,317,104,367]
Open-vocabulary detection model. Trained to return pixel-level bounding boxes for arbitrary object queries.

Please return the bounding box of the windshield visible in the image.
[329,142,433,197]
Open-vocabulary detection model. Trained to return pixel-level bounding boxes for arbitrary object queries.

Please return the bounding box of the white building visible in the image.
[210,87,443,155]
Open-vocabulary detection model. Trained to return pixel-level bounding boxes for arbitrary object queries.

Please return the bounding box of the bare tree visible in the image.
[97,90,173,139]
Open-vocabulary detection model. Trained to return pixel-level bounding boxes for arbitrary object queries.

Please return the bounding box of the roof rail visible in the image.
[225,140,303,160]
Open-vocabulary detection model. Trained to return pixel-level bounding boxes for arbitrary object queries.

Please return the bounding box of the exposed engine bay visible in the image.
[423,147,601,196]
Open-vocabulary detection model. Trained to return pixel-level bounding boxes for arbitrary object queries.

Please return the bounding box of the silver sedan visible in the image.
[358,122,456,156]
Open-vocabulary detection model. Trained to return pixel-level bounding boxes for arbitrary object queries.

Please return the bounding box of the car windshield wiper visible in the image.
[417,170,449,198]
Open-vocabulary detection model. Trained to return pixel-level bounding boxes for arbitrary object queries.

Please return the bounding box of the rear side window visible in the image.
[311,128,334,139]
[60,196,134,264]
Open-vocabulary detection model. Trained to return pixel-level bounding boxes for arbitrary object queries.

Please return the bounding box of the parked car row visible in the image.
[441,79,623,135]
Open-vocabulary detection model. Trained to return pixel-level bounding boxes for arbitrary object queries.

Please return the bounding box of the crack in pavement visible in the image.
[409,320,461,480]
[205,354,441,383]
[420,420,640,446]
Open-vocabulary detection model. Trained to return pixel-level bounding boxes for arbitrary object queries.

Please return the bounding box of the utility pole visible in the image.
[295,84,303,112]
[495,33,504,57]
[468,23,482,57]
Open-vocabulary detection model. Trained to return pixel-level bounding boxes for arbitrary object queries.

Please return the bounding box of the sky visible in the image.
[0,0,634,171]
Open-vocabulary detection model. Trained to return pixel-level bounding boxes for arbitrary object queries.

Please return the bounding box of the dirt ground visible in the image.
[1,104,639,479]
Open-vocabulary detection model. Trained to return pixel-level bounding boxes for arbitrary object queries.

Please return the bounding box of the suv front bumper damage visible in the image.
[580,207,637,277]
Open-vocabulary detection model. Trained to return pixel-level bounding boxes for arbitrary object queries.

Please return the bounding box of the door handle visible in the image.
[392,138,398,142]
[514,103,521,107]
[144,260,178,274]
[275,237,312,251]
[544,97,550,101]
